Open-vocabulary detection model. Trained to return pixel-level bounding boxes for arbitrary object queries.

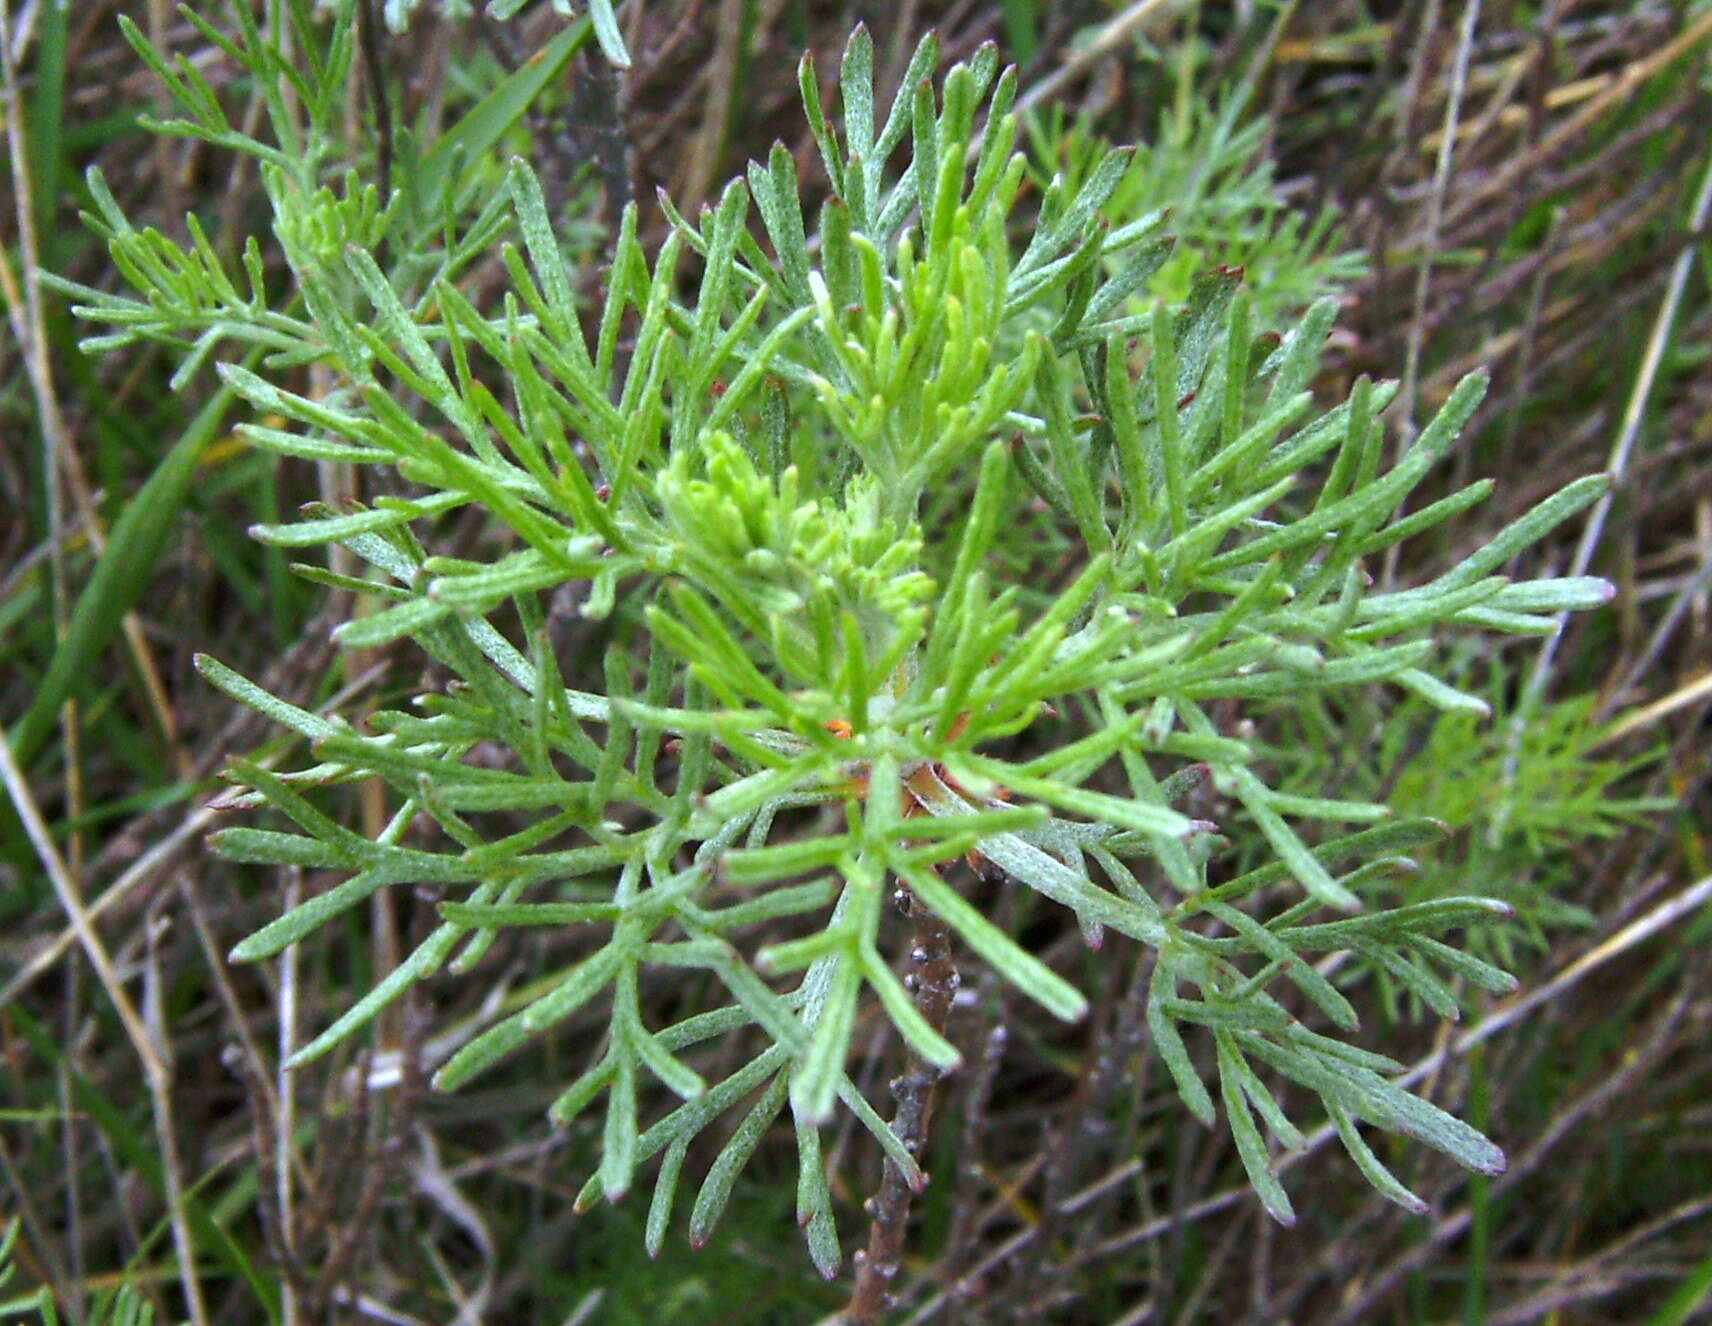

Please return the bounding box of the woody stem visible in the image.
[841,878,960,1324]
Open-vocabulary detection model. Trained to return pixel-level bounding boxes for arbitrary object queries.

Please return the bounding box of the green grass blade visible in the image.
[410,18,590,221]
[10,381,235,768]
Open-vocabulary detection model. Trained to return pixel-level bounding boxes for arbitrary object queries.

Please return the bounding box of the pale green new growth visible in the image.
[66,4,1613,1272]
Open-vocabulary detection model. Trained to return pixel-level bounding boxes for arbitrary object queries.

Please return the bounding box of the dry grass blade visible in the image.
[1524,134,1712,711]
[0,727,209,1326]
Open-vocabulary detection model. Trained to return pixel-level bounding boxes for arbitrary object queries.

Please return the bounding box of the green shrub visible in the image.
[59,3,1615,1279]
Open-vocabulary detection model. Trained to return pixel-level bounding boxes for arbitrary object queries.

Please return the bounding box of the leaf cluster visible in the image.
[65,11,1617,1267]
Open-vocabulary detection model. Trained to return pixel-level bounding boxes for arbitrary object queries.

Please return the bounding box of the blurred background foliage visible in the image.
[2,1,1709,1323]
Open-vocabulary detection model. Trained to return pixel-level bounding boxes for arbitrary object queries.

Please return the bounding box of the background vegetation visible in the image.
[2,2,1709,1323]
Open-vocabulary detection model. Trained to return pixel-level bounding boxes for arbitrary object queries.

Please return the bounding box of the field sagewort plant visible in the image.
[61,9,1615,1278]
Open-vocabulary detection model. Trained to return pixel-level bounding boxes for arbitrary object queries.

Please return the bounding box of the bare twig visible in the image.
[1001,948,1154,1318]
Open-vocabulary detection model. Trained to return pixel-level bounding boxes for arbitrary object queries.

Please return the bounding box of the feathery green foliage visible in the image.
[1023,40,1364,320]
[1380,686,1667,976]
[61,4,1616,1272]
